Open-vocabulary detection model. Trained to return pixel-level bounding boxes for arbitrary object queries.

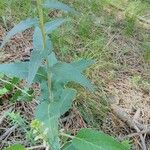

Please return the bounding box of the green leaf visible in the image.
[4,144,25,150]
[45,18,66,34]
[32,27,44,51]
[0,73,4,78]
[5,83,13,91]
[35,88,76,150]
[72,129,129,150]
[11,77,20,85]
[27,27,44,85]
[1,18,38,48]
[71,60,94,72]
[39,81,49,101]
[43,1,76,13]
[62,142,76,150]
[48,52,58,67]
[0,88,8,95]
[27,27,53,85]
[35,88,76,120]
[11,90,22,103]
[34,67,47,83]
[52,63,93,91]
[121,140,132,150]
[0,62,29,79]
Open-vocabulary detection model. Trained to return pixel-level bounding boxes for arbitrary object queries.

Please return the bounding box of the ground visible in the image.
[0,0,150,149]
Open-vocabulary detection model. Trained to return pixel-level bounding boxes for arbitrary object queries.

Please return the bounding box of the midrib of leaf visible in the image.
[47,103,60,150]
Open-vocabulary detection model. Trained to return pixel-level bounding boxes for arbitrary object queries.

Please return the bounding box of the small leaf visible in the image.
[72,129,129,150]
[0,62,29,79]
[4,144,25,150]
[48,52,58,67]
[11,77,20,85]
[71,59,94,72]
[121,140,132,150]
[45,19,66,34]
[1,18,38,48]
[27,27,44,85]
[5,83,13,91]
[0,88,8,95]
[52,63,93,91]
[11,90,22,103]
[43,1,76,13]
[27,27,53,85]
[0,73,4,78]
[33,27,44,51]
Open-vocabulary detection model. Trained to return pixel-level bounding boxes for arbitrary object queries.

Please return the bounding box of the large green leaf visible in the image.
[72,129,129,150]
[0,62,29,79]
[45,18,66,34]
[1,18,38,48]
[4,144,25,150]
[51,63,93,91]
[0,62,47,83]
[35,88,76,150]
[43,1,76,13]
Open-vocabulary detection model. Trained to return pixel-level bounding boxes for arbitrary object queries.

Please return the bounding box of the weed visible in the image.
[0,0,129,149]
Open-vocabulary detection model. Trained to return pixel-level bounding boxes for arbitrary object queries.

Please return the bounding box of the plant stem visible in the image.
[36,0,52,101]
[60,132,74,139]
[0,77,31,97]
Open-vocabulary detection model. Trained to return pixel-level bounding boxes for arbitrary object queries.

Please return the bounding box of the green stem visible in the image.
[37,0,52,101]
[60,132,74,139]
[0,77,31,97]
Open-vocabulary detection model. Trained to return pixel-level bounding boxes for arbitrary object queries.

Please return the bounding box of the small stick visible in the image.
[0,108,13,125]
[111,105,150,135]
[0,125,17,141]
[27,145,46,150]
[133,123,147,150]
[123,129,150,139]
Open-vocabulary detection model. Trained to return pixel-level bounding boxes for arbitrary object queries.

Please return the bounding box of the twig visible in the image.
[133,123,147,150]
[26,145,46,150]
[0,108,13,124]
[111,105,150,149]
[0,125,17,141]
[123,129,150,139]
[111,105,150,135]
[133,110,147,150]
[0,112,6,125]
